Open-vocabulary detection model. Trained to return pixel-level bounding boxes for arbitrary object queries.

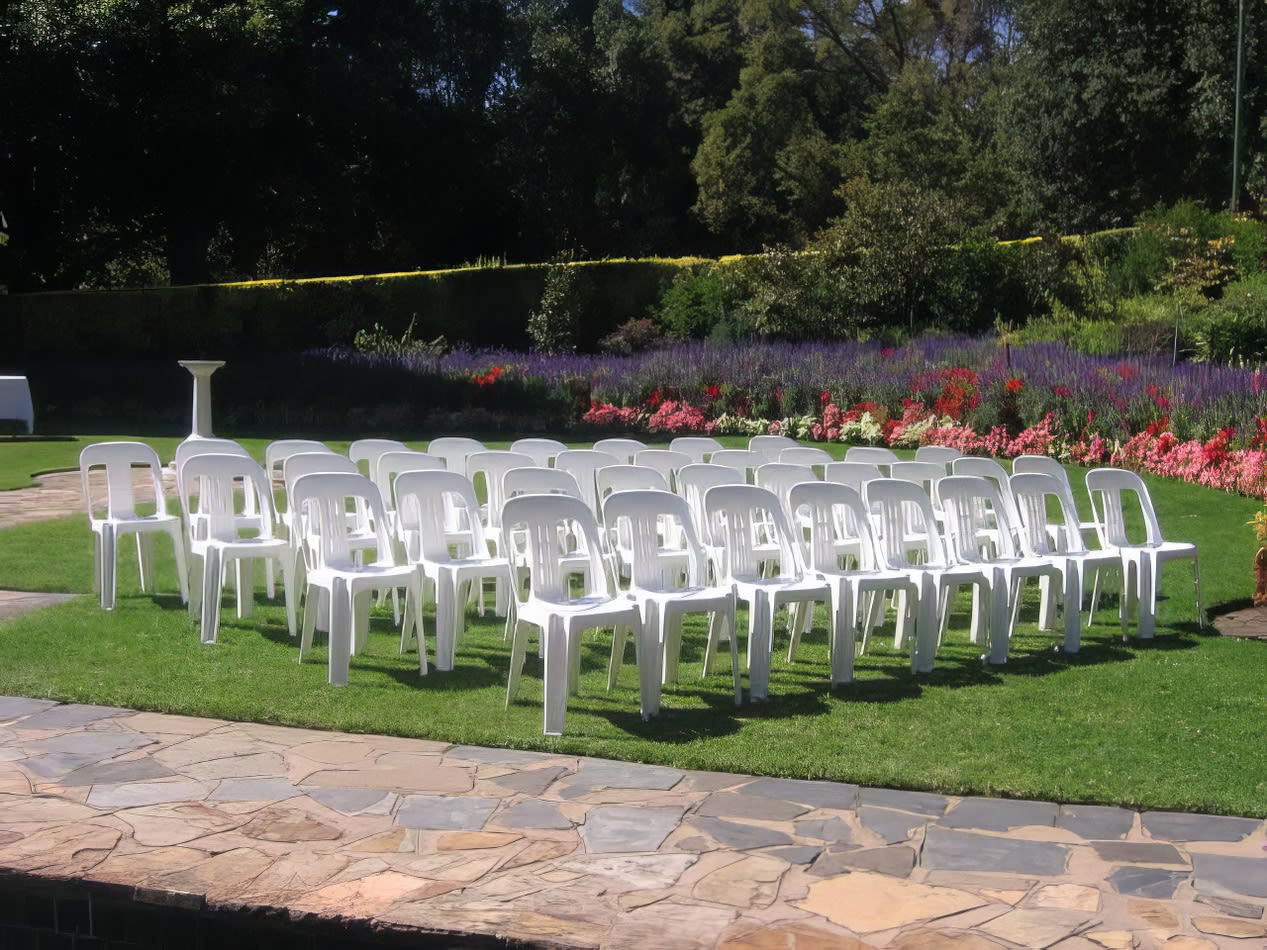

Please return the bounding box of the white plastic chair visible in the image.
[709,449,766,483]
[500,493,644,735]
[1085,467,1203,638]
[915,445,965,471]
[554,449,621,520]
[756,462,818,517]
[936,475,1062,665]
[349,439,408,478]
[466,450,535,546]
[178,453,297,645]
[173,439,255,536]
[374,451,445,526]
[788,481,918,684]
[951,456,1021,555]
[748,434,798,462]
[634,449,693,490]
[596,466,681,583]
[669,436,723,463]
[824,461,883,495]
[292,472,423,685]
[1014,455,1100,538]
[394,470,510,671]
[265,440,331,490]
[1010,472,1123,652]
[844,446,898,474]
[603,490,739,705]
[510,438,567,468]
[675,463,745,569]
[80,442,189,610]
[426,437,486,473]
[704,484,830,700]
[501,467,593,627]
[593,438,648,463]
[779,446,833,470]
[863,478,992,673]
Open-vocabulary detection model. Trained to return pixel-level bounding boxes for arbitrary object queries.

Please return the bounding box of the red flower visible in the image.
[645,389,662,409]
[1005,378,1024,394]
[473,365,504,387]
[1051,385,1071,398]
[820,390,831,406]
[706,384,721,400]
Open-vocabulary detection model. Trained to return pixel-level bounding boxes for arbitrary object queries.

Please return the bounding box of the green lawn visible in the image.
[0,436,1263,815]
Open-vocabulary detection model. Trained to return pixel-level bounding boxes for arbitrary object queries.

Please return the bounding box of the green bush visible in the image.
[1191,273,1267,364]
[527,257,587,354]
[655,266,730,340]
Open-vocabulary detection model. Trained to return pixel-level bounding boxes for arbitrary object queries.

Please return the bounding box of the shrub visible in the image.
[527,257,583,354]
[1191,273,1267,364]
[598,318,665,355]
[655,267,730,340]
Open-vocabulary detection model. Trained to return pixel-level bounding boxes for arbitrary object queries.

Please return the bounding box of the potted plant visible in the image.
[1251,508,1267,606]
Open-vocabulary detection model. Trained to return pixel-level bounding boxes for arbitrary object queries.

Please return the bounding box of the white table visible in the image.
[0,377,33,434]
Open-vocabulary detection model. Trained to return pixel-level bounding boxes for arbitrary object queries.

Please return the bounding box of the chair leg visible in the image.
[542,619,570,736]
[327,579,353,687]
[912,575,940,674]
[607,624,628,691]
[724,606,741,705]
[200,548,222,645]
[1193,559,1205,629]
[747,593,773,701]
[1062,566,1081,653]
[235,559,254,619]
[101,524,117,610]
[399,587,418,654]
[829,583,856,686]
[411,577,428,675]
[136,533,153,592]
[637,608,661,721]
[300,584,318,659]
[280,555,297,637]
[167,525,190,605]
[505,619,531,707]
[433,571,457,672]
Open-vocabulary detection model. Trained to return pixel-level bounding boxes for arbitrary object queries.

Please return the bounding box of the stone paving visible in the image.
[0,697,1261,948]
[2,471,1267,946]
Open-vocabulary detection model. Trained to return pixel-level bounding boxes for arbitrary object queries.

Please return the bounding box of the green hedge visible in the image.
[2,259,693,361]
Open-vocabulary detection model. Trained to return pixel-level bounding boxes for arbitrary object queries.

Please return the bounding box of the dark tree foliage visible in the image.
[0,0,1261,291]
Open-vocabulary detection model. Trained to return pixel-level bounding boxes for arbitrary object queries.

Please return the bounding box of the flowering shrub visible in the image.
[581,401,645,430]
[646,400,716,434]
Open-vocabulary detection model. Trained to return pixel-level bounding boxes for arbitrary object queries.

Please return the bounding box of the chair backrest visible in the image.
[173,438,250,498]
[1009,472,1091,557]
[79,441,168,522]
[593,438,647,464]
[844,446,898,473]
[914,445,965,471]
[596,464,669,502]
[510,438,568,468]
[669,436,723,463]
[292,472,395,571]
[265,440,330,487]
[426,437,486,472]
[1085,467,1164,548]
[779,446,833,469]
[823,461,883,493]
[788,480,881,574]
[634,449,693,489]
[466,451,535,528]
[863,477,948,570]
[500,493,612,603]
[755,463,817,521]
[1012,454,1067,479]
[602,489,709,589]
[891,460,948,492]
[374,451,444,510]
[394,469,488,564]
[935,475,1020,564]
[553,449,621,517]
[178,453,277,542]
[348,439,409,476]
[283,452,358,504]
[748,434,798,462]
[676,463,745,546]
[709,449,766,482]
[503,466,584,501]
[703,484,805,581]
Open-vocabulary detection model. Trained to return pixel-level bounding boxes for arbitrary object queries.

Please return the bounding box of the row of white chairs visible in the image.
[80,438,1202,735]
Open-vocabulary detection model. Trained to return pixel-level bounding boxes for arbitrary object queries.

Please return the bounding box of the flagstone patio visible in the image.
[0,696,1259,948]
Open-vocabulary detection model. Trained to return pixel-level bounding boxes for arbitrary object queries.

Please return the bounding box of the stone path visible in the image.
[1212,606,1267,640]
[2,471,1266,947]
[0,697,1263,949]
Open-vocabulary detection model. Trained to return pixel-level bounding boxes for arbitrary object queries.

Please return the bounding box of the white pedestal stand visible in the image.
[177,360,225,440]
